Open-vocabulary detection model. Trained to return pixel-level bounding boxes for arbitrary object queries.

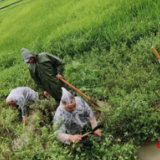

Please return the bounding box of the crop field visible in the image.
[1,0,160,159]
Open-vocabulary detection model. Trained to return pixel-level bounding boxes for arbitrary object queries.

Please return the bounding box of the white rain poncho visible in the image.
[54,87,97,144]
[6,87,39,117]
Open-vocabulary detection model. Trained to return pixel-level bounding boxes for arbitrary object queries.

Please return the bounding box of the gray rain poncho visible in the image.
[6,87,39,117]
[54,87,97,144]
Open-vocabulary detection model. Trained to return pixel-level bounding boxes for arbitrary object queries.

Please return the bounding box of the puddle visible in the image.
[138,141,160,160]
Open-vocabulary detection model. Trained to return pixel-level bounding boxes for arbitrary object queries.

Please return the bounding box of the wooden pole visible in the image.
[151,47,160,59]
[57,76,101,111]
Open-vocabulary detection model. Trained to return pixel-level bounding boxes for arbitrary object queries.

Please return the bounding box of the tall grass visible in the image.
[0,0,160,54]
[1,0,160,159]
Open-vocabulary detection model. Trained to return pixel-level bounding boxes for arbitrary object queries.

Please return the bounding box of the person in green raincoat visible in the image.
[21,48,65,103]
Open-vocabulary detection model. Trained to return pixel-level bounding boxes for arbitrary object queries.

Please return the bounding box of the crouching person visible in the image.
[6,87,39,125]
[54,87,101,145]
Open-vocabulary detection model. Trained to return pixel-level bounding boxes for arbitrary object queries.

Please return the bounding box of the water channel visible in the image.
[138,141,160,160]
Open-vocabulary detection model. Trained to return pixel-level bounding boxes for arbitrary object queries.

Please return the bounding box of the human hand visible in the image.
[44,91,50,97]
[94,129,102,137]
[56,74,63,80]
[158,59,160,64]
[68,135,82,142]
[23,116,27,125]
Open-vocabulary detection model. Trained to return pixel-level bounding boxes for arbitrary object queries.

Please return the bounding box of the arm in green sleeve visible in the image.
[47,54,64,75]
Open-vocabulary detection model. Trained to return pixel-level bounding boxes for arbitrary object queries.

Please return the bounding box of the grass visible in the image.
[1,0,160,159]
[0,0,160,93]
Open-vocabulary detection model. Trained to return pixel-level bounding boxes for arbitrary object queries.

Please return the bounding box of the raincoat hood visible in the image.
[21,48,36,61]
[60,87,74,108]
[6,88,23,103]
[6,95,17,103]
[6,87,39,117]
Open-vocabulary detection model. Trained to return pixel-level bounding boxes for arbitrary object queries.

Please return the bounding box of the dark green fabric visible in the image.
[21,48,65,102]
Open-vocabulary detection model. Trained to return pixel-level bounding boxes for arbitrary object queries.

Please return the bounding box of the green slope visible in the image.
[0,0,160,93]
[1,0,160,159]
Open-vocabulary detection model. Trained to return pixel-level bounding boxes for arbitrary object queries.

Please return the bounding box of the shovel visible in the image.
[81,125,103,138]
[56,76,101,111]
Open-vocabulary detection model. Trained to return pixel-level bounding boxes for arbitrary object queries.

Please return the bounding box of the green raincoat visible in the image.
[21,48,65,102]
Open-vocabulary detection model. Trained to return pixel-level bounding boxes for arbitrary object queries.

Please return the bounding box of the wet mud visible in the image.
[138,141,160,160]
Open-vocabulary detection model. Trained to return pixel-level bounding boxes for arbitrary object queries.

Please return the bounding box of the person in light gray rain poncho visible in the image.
[54,87,101,144]
[6,87,39,125]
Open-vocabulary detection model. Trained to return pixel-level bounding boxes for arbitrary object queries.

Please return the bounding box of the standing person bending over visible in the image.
[6,87,39,124]
[21,48,65,104]
[54,87,101,144]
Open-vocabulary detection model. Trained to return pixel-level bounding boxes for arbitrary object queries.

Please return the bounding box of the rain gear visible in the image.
[21,48,65,102]
[6,87,39,117]
[54,87,97,144]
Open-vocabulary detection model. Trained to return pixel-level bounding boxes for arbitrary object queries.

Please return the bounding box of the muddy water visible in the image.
[138,141,160,160]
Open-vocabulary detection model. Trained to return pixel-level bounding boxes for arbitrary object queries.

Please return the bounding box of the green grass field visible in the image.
[1,0,160,159]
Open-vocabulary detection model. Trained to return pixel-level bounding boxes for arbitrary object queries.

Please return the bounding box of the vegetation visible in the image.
[1,0,160,159]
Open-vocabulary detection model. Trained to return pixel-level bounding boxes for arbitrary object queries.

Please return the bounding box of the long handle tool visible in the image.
[57,76,101,111]
[151,47,160,60]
